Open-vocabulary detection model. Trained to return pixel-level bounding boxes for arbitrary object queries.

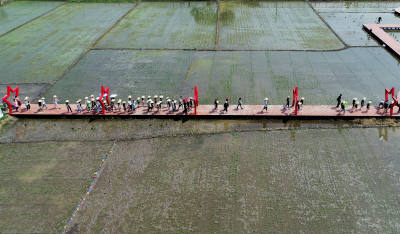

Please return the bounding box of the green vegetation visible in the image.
[0,1,63,36]
[0,141,112,233]
[45,48,400,105]
[218,1,344,50]
[319,12,400,46]
[72,128,400,233]
[0,3,134,84]
[96,2,217,49]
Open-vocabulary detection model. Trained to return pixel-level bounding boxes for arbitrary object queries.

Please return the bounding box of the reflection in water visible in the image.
[0,8,8,20]
[378,127,388,141]
[386,30,400,43]
[219,8,234,25]
[190,2,217,26]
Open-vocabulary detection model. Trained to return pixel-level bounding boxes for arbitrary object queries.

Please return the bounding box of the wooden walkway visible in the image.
[363,23,400,57]
[9,104,400,118]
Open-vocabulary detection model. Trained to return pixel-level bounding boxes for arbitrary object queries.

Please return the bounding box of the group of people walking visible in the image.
[2,92,399,115]
[336,94,400,114]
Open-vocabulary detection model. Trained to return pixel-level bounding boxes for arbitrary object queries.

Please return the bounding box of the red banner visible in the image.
[2,86,19,114]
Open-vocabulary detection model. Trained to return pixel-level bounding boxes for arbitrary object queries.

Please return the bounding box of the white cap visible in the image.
[53,95,57,98]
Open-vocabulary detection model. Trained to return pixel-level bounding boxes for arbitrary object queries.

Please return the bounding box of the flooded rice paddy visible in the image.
[2,118,399,233]
[0,3,134,84]
[44,48,400,105]
[1,0,400,232]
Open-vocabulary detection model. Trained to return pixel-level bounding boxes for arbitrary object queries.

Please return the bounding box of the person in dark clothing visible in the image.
[336,94,342,108]
[66,100,72,112]
[285,96,290,108]
[183,101,188,114]
[214,98,219,110]
[384,101,390,112]
[237,97,243,110]
[223,100,229,112]
[361,97,366,109]
[377,16,382,24]
[352,98,357,109]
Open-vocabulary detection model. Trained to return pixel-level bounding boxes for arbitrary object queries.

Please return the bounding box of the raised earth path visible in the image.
[10,104,400,118]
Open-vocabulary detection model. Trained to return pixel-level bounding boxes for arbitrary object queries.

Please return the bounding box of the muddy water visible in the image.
[0,118,399,143]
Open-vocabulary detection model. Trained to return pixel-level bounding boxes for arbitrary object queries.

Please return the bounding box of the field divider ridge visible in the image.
[63,140,118,233]
[306,0,348,48]
[215,0,221,50]
[33,2,140,103]
[91,47,349,52]
[0,2,67,38]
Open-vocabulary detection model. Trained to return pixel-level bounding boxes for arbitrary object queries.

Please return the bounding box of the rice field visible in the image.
[2,1,400,233]
[311,1,400,13]
[0,3,133,84]
[45,48,400,105]
[0,1,63,36]
[95,2,217,49]
[319,12,400,46]
[70,127,400,233]
[218,1,344,50]
[0,141,112,233]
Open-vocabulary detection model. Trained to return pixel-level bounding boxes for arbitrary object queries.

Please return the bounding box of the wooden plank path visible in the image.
[363,23,400,57]
[9,104,400,118]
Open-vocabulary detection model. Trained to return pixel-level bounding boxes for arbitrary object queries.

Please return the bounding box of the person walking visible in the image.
[285,96,290,109]
[214,98,219,110]
[172,100,177,111]
[117,99,122,111]
[361,97,366,109]
[76,99,83,113]
[299,97,304,110]
[24,97,30,111]
[237,97,243,110]
[127,96,132,112]
[178,96,183,110]
[367,100,372,110]
[85,97,91,111]
[336,94,342,108]
[377,16,382,24]
[183,101,188,114]
[122,101,127,112]
[53,95,59,109]
[42,97,48,110]
[263,97,268,112]
[223,99,229,112]
[38,99,42,112]
[340,101,346,114]
[352,98,357,109]
[167,98,171,110]
[132,99,137,112]
[66,100,72,112]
